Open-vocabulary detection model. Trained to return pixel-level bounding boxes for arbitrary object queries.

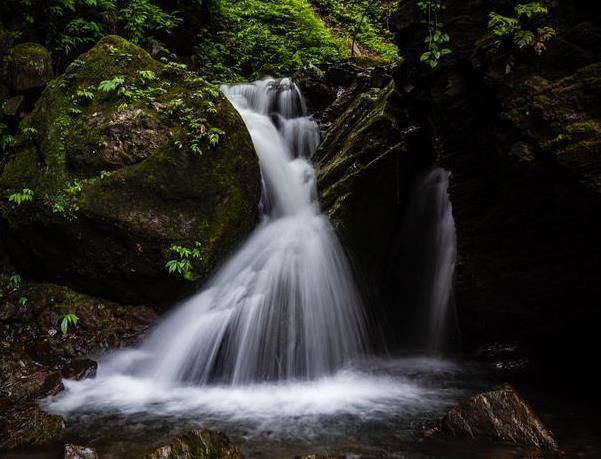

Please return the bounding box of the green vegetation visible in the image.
[418,0,451,68]
[9,273,22,291]
[0,123,16,153]
[5,273,29,308]
[8,188,34,205]
[310,0,399,61]
[58,312,80,335]
[98,76,126,94]
[193,0,348,81]
[0,0,182,66]
[165,242,203,281]
[488,2,555,54]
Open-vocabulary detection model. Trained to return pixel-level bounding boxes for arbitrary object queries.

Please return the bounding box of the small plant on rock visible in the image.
[98,76,126,94]
[22,127,39,141]
[0,122,16,153]
[488,2,555,55]
[9,273,21,292]
[58,313,80,335]
[165,242,203,281]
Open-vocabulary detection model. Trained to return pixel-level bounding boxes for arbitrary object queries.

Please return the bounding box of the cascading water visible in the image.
[86,78,367,385]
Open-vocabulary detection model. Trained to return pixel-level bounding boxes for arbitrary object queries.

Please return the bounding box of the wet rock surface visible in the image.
[293,61,396,128]
[314,78,436,347]
[438,384,559,449]
[143,429,244,459]
[63,444,99,459]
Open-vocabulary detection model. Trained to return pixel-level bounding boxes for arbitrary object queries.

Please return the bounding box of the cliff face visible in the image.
[392,0,601,372]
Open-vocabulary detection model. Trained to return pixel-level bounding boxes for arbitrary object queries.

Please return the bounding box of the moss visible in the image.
[0,35,260,306]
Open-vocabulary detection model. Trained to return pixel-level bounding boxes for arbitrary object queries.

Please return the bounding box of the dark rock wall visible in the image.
[392,0,601,374]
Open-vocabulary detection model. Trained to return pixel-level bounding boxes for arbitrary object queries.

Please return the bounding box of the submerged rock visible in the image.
[0,35,260,306]
[438,384,559,450]
[64,444,99,459]
[8,42,53,93]
[143,429,244,459]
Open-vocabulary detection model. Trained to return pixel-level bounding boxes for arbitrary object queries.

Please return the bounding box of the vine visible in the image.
[417,0,451,68]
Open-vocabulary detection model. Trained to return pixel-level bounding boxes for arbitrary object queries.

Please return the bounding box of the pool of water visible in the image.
[5,355,599,458]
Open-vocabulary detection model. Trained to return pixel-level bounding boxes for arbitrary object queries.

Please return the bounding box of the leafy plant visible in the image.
[58,313,80,335]
[22,127,39,141]
[119,0,182,44]
[488,2,555,55]
[18,296,28,306]
[311,0,398,60]
[76,86,95,102]
[9,273,21,292]
[137,69,157,82]
[418,0,451,68]
[165,242,203,281]
[0,122,16,153]
[98,76,125,94]
[192,0,349,81]
[8,188,34,205]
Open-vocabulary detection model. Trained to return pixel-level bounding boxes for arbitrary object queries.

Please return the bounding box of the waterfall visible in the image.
[46,80,465,447]
[104,78,368,385]
[397,168,457,352]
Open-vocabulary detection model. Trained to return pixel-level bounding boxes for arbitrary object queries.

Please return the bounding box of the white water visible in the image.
[47,80,462,445]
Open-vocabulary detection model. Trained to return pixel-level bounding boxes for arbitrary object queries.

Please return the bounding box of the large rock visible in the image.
[143,429,244,459]
[8,42,53,93]
[439,384,559,450]
[0,35,261,306]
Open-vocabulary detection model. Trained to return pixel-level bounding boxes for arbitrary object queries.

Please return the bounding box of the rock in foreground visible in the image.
[439,384,559,450]
[144,429,243,459]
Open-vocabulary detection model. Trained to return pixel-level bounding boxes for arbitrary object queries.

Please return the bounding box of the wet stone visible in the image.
[64,444,99,459]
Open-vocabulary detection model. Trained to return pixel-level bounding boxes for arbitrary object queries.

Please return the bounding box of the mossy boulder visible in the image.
[8,42,53,93]
[0,35,261,306]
